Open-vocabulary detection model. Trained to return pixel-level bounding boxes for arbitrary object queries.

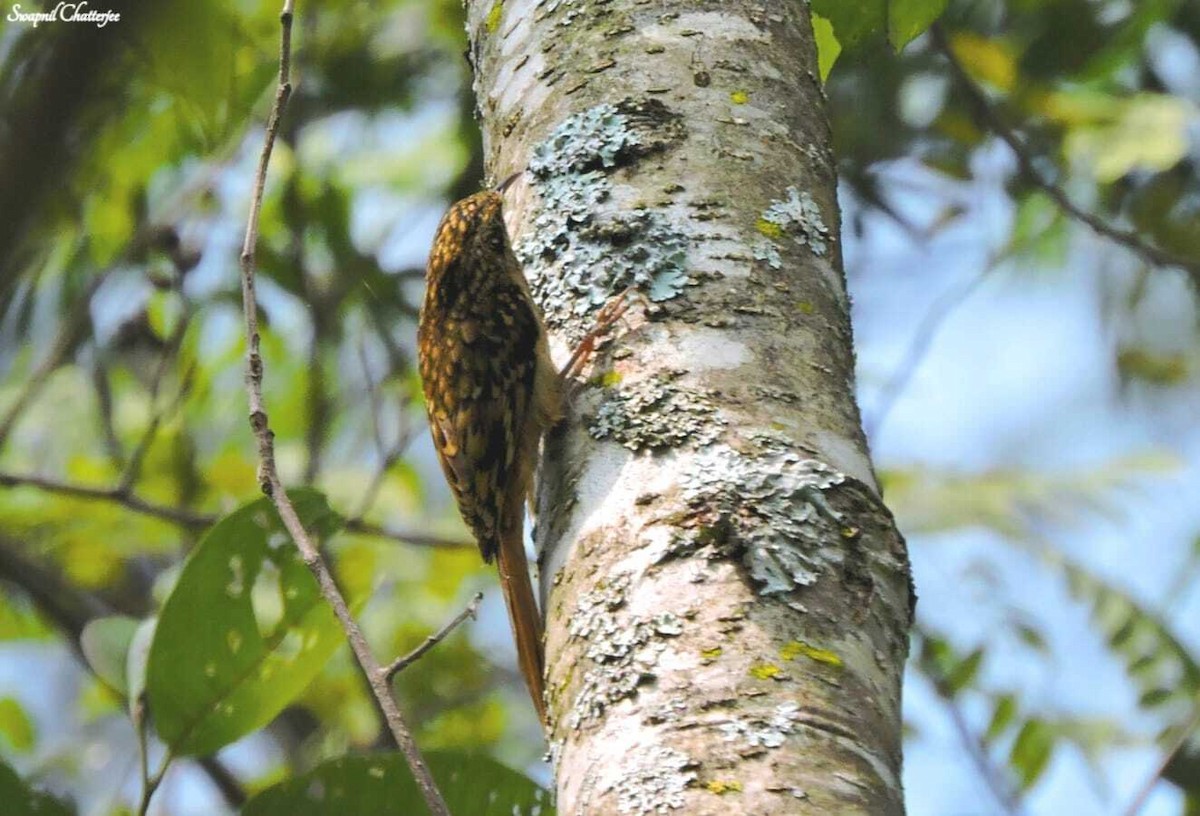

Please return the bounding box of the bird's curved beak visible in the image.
[494,172,522,194]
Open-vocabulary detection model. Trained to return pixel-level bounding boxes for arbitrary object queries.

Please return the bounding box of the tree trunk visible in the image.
[465,0,913,813]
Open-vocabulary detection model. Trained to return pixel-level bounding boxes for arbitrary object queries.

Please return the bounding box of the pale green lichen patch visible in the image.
[518,102,689,335]
[752,239,782,270]
[567,573,685,727]
[680,445,847,594]
[529,103,640,175]
[610,746,697,814]
[537,0,585,27]
[589,378,724,451]
[718,702,801,750]
[753,185,830,266]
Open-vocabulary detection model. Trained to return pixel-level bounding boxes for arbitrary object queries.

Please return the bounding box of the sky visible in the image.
[849,148,1200,815]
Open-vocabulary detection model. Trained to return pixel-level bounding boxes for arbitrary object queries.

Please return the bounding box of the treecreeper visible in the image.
[417,182,560,725]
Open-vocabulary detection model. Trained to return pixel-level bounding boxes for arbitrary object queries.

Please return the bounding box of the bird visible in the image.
[417,179,561,725]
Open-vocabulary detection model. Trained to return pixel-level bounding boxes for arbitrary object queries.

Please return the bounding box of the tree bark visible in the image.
[465,0,913,813]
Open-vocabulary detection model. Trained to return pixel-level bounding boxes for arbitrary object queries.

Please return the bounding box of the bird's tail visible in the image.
[496,528,547,725]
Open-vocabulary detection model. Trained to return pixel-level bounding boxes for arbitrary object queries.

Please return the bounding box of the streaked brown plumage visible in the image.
[417,188,560,725]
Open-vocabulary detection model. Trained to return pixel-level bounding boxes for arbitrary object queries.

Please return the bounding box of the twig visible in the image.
[866,252,1002,438]
[930,22,1200,284]
[90,360,126,468]
[940,688,1028,816]
[302,322,329,483]
[350,446,404,522]
[384,593,484,679]
[0,471,212,527]
[134,700,151,809]
[0,268,112,451]
[348,338,417,520]
[1120,702,1200,816]
[235,4,450,815]
[196,756,248,810]
[342,517,470,549]
[0,470,472,549]
[918,626,1027,816]
[136,753,170,816]
[117,313,195,494]
[133,700,171,816]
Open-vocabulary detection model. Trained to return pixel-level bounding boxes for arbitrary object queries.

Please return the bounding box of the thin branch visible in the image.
[235,4,450,815]
[348,337,417,521]
[90,359,126,468]
[117,317,195,494]
[196,756,249,810]
[0,268,111,451]
[0,471,212,527]
[865,253,1001,438]
[922,663,1029,816]
[301,318,330,484]
[384,593,484,679]
[1120,702,1200,816]
[342,517,471,550]
[349,446,404,522]
[917,625,1027,816]
[357,337,389,457]
[133,700,171,816]
[941,691,1028,816]
[137,752,170,816]
[930,22,1200,285]
[134,700,150,811]
[0,470,472,549]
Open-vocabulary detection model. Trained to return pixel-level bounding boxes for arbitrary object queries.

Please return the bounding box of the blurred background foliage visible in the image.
[0,0,1197,813]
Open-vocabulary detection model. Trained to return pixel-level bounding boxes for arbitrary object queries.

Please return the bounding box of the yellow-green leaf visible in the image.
[0,698,35,753]
[1067,94,1190,182]
[811,14,841,81]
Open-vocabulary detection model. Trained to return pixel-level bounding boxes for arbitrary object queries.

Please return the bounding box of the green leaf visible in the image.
[0,592,51,641]
[810,0,948,51]
[242,751,554,816]
[984,694,1018,744]
[1139,688,1174,709]
[80,616,140,697]
[1060,558,1200,718]
[0,698,35,753]
[945,647,984,693]
[1116,347,1190,387]
[146,490,344,756]
[811,0,883,50]
[888,0,949,50]
[0,759,73,816]
[1009,192,1068,264]
[811,14,842,82]
[1009,718,1055,790]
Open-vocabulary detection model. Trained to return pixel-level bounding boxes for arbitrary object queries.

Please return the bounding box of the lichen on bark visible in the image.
[516,101,689,336]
